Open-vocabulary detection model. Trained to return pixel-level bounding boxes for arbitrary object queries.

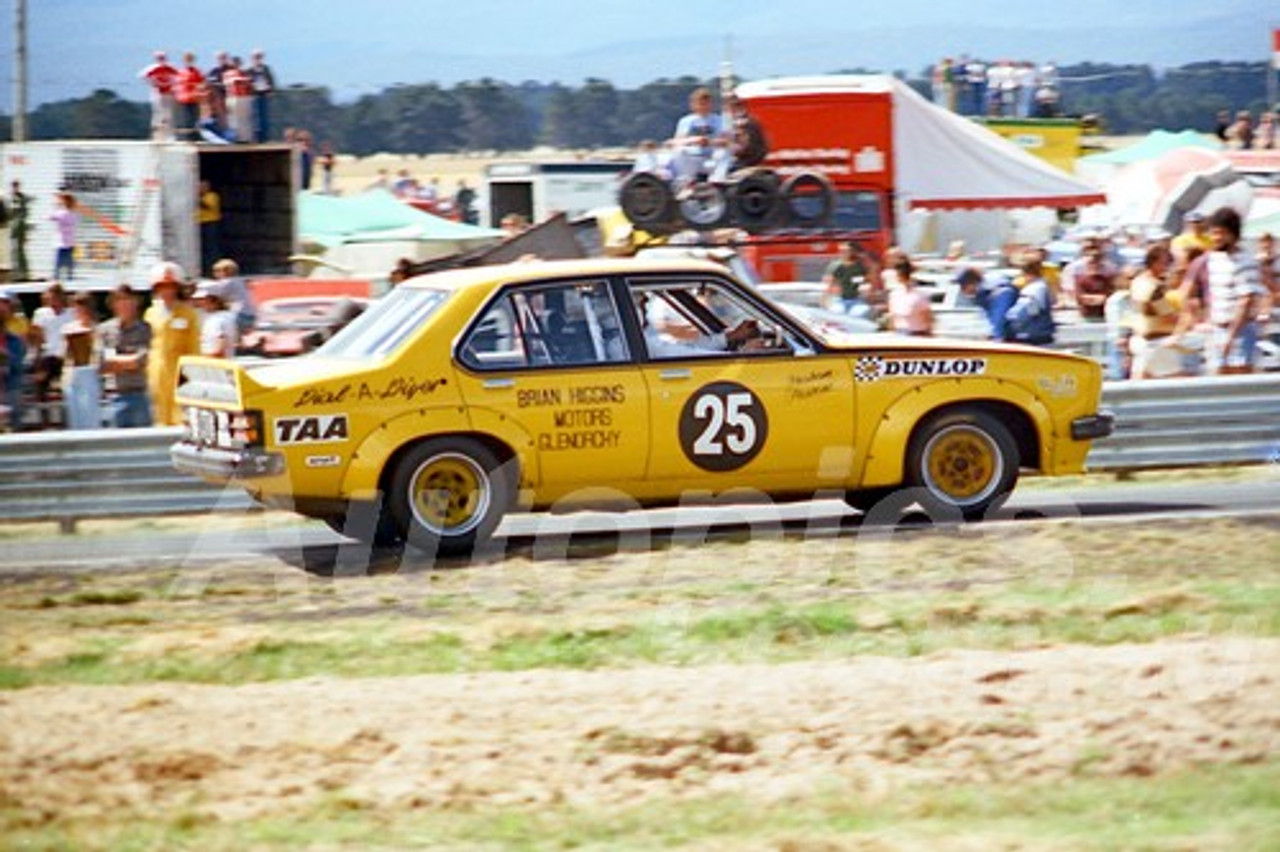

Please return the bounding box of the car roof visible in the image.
[399,257,734,293]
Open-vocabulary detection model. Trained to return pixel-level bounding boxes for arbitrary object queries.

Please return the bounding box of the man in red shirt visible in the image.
[138,51,178,140]
[1062,237,1117,320]
[173,52,206,142]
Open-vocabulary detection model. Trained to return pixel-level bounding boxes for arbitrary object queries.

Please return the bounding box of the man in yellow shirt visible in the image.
[1170,211,1212,263]
[143,262,201,425]
[197,180,221,276]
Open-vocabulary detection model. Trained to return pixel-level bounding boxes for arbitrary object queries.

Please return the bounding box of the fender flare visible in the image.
[857,379,1054,488]
[339,407,532,499]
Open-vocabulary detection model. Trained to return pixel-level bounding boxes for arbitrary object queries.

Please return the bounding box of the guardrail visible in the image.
[1,374,1277,532]
[0,427,251,532]
[1087,374,1280,472]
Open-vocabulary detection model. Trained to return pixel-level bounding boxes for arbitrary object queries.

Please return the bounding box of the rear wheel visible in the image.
[387,438,512,556]
[905,409,1019,520]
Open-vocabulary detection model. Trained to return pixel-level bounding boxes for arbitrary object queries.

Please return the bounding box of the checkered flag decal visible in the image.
[855,356,884,382]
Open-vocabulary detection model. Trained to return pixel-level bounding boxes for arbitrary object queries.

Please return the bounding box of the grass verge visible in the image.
[1,516,1277,688]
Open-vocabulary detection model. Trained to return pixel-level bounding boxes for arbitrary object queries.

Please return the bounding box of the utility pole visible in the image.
[1269,24,1278,113]
[13,0,28,141]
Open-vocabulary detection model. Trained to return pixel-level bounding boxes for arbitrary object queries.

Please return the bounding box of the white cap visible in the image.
[150,261,185,287]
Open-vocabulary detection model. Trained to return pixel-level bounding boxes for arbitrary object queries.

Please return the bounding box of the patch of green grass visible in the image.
[0,666,33,689]
[1,516,1276,689]
[3,571,1274,690]
[4,761,1276,851]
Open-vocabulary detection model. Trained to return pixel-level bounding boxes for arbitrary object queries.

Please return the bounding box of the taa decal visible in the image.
[678,381,768,472]
[274,414,349,445]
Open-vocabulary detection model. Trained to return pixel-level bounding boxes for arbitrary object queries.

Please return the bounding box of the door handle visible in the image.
[658,368,691,381]
[482,378,515,389]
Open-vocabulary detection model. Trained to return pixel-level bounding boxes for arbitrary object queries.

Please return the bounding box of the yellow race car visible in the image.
[172,258,1112,554]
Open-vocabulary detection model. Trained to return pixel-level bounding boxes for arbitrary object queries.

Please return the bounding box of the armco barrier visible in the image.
[0,374,1277,531]
[1087,373,1280,472]
[0,427,251,532]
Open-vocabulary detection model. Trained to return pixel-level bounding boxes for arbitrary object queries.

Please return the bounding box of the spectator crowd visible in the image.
[139,48,276,143]
[1214,108,1277,151]
[824,206,1278,379]
[930,57,1063,119]
[0,260,262,432]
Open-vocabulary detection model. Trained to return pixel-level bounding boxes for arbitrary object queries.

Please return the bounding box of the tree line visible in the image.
[1,61,1273,153]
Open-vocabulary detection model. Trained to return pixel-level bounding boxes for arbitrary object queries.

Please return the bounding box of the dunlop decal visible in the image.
[855,356,987,382]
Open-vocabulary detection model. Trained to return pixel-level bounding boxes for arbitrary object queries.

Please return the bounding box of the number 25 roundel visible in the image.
[678,382,769,472]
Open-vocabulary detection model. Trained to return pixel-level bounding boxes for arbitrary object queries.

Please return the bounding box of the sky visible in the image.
[1,0,1275,108]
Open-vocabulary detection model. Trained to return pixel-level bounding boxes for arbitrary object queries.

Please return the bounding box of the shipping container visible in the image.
[483,161,631,228]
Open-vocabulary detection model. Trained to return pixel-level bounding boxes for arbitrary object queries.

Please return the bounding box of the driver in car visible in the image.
[640,310,767,359]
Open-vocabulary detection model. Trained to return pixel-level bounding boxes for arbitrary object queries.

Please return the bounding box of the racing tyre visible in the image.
[781,171,835,228]
[388,438,512,557]
[905,409,1019,520]
[676,181,730,230]
[619,172,676,231]
[729,170,783,232]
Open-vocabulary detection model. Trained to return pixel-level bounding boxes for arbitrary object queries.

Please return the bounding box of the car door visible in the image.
[454,276,649,491]
[626,274,856,493]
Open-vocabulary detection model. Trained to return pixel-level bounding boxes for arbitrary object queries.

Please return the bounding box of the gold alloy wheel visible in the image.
[407,452,491,536]
[920,424,1004,506]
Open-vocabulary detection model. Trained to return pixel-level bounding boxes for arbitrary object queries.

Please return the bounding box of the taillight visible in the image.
[229,410,264,448]
[185,407,263,449]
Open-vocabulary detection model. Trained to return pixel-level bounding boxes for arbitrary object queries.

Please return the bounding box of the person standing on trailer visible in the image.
[48,192,79,281]
[197,181,222,277]
[224,57,254,143]
[173,52,206,142]
[138,50,178,140]
[248,49,276,142]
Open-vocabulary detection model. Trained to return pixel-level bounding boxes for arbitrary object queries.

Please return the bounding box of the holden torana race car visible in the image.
[171,258,1113,555]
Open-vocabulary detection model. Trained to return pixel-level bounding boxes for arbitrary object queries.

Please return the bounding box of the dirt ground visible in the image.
[326,147,619,200]
[1,636,1275,824]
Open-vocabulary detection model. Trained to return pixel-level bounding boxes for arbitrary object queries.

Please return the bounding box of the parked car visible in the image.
[172,258,1112,555]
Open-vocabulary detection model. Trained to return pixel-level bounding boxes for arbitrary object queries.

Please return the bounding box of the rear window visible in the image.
[314,287,449,358]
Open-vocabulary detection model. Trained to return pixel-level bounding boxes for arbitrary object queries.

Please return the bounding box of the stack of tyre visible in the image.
[619,169,836,234]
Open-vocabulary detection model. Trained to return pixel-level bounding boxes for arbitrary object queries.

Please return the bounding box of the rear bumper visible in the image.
[1071,410,1115,441]
[170,441,285,480]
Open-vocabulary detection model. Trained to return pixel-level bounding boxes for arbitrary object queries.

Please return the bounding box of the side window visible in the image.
[460,280,630,370]
[460,296,524,369]
[632,279,798,359]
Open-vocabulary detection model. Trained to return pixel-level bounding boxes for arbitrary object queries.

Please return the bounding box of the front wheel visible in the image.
[905,409,1019,520]
[387,438,512,556]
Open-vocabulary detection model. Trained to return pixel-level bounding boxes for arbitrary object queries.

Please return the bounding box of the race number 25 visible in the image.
[678,382,768,472]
